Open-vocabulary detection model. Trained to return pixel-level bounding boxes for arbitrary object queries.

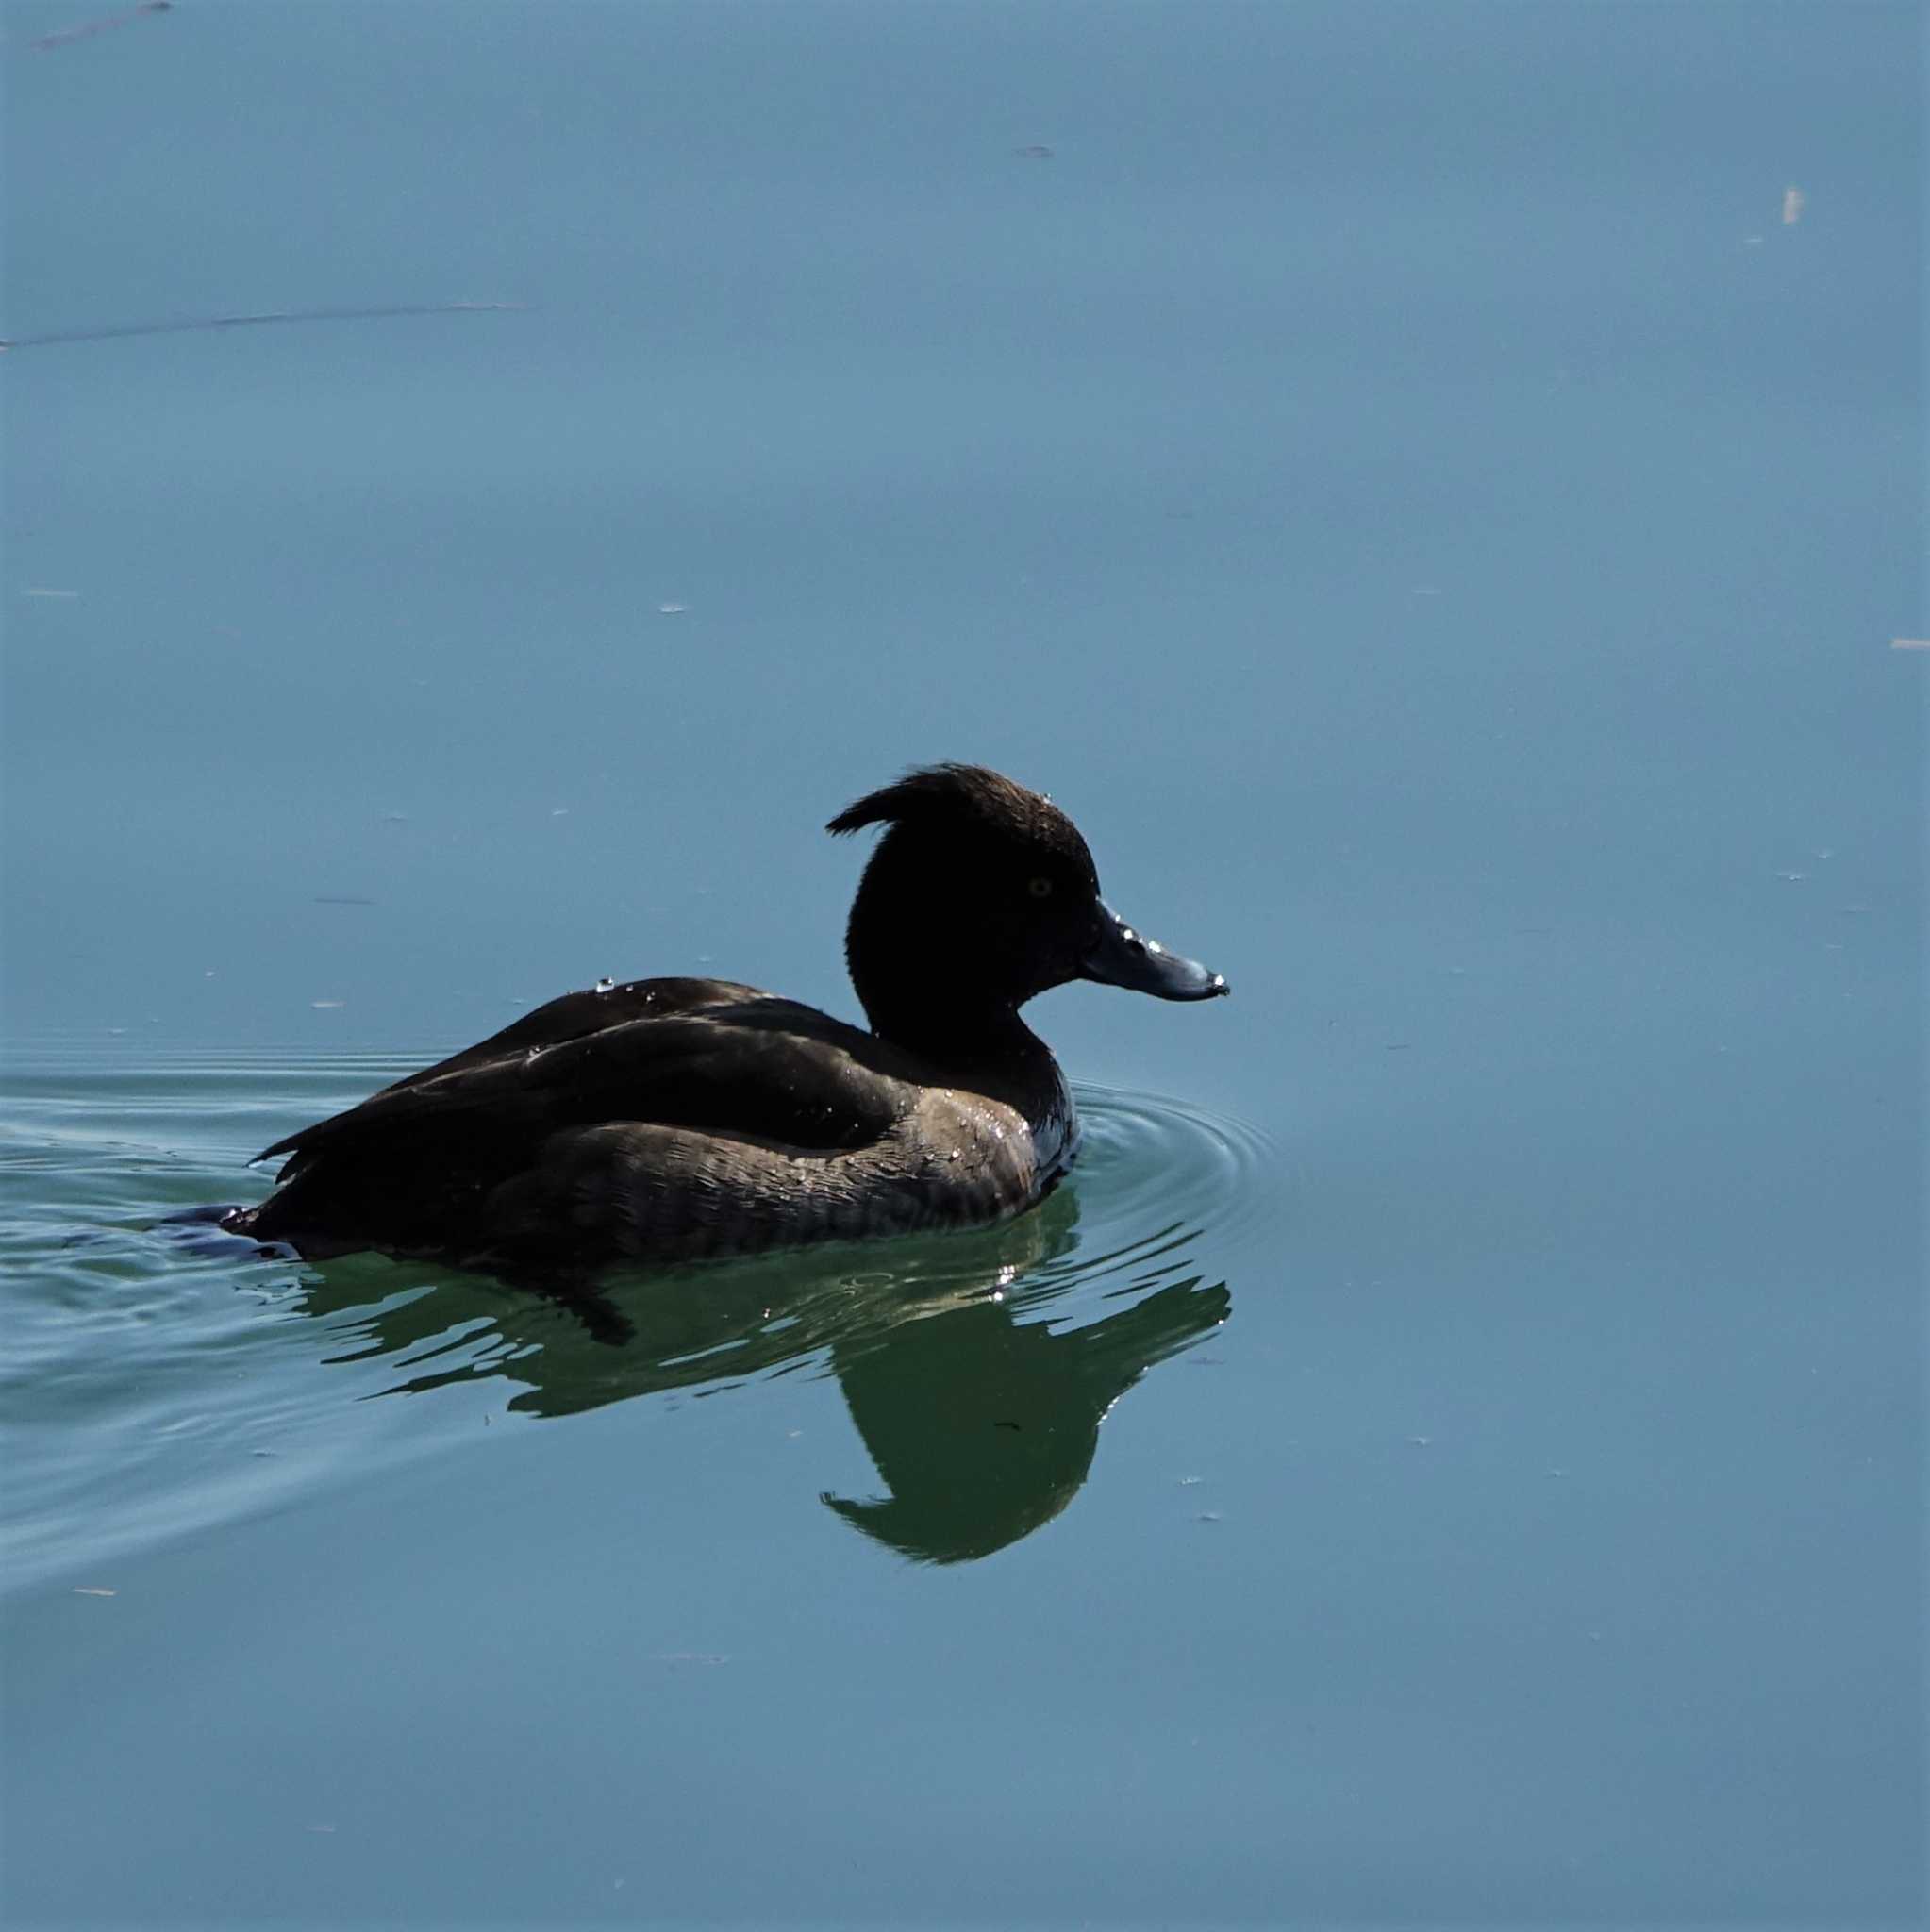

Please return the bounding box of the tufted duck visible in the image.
[228,764,1226,1268]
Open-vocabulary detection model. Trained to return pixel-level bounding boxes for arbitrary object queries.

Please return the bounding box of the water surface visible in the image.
[3,1,1921,1923]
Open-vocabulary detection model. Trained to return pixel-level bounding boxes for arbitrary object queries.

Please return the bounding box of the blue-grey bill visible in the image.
[1079,901,1229,1001]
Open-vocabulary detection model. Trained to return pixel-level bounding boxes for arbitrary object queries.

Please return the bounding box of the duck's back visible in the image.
[234,976,1062,1268]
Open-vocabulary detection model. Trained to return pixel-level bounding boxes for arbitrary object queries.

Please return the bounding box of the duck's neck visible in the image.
[858,981,1042,1069]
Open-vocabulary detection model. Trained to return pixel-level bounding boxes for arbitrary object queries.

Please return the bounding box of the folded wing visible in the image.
[245,979,908,1257]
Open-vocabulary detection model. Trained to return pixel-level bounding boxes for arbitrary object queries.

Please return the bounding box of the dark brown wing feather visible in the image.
[353,976,763,1106]
[259,979,903,1168]
[242,979,914,1257]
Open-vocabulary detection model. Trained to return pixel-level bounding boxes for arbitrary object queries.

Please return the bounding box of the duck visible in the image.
[226,764,1227,1270]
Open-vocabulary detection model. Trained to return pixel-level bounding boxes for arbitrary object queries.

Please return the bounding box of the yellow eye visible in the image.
[1027,876,1054,899]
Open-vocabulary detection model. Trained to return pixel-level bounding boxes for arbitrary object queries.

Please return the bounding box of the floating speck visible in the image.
[1781,185,1805,225]
[1407,1435,1434,1447]
[1014,143,1054,159]
[72,1586,116,1598]
[23,586,79,599]
[1891,638,1930,651]
[1774,871,1807,883]
[31,0,171,54]
[657,602,689,615]
[310,999,345,1010]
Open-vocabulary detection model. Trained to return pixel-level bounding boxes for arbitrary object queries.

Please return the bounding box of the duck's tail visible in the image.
[151,1201,294,1258]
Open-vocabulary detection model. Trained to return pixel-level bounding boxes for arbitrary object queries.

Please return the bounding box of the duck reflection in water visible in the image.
[283,1183,1229,1564]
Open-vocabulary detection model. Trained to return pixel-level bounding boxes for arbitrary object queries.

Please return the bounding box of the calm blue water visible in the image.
[4,2,1922,1924]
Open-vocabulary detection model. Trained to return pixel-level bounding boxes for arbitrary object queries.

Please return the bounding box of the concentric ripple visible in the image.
[1050,1081,1273,1265]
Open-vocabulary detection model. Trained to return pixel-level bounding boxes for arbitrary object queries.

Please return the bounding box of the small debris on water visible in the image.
[4,298,524,351]
[657,602,690,615]
[310,1000,345,1010]
[31,0,169,53]
[24,587,79,599]
[1014,144,1055,159]
[1781,185,1805,225]
[73,1587,117,1597]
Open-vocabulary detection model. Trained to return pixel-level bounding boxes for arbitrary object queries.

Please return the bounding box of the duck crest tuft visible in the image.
[827,763,1068,846]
